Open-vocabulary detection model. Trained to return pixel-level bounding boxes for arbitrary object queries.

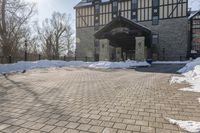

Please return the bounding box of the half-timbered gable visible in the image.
[75,0,188,28]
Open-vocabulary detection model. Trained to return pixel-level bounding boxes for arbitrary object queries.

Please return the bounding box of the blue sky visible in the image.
[27,0,200,28]
[27,0,80,27]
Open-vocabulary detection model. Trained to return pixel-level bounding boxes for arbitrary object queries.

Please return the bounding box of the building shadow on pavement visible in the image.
[134,64,185,74]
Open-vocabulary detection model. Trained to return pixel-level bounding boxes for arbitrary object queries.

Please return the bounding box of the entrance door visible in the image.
[95,54,99,61]
[126,50,135,60]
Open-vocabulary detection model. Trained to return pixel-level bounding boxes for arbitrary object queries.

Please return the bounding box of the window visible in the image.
[152,16,159,25]
[131,0,137,20]
[113,1,118,12]
[94,1,100,30]
[137,0,152,21]
[113,1,117,7]
[152,0,159,7]
[152,0,159,25]
[152,34,159,45]
[95,4,100,13]
[159,0,187,19]
[132,0,137,9]
[99,4,112,26]
[76,7,94,28]
[112,1,118,18]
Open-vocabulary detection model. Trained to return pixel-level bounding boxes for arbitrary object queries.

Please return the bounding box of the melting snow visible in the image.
[88,60,150,69]
[170,58,200,132]
[178,58,200,73]
[0,60,150,74]
[171,58,200,93]
[166,118,200,133]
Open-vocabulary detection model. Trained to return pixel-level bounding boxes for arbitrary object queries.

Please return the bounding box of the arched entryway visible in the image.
[94,16,152,61]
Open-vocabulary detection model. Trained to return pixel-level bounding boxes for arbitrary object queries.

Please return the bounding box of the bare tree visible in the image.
[38,12,74,59]
[25,30,40,54]
[66,24,75,57]
[37,18,54,59]
[0,0,36,57]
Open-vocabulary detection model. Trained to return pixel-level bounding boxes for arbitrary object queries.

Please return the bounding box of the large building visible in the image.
[74,0,191,61]
[189,10,200,58]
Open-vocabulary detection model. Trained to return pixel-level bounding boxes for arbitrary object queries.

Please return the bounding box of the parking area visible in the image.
[0,65,199,133]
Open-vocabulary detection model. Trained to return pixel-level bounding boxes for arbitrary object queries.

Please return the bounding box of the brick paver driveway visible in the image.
[0,65,200,133]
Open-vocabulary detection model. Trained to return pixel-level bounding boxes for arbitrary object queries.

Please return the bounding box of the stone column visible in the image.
[99,39,110,61]
[116,47,122,61]
[135,37,145,61]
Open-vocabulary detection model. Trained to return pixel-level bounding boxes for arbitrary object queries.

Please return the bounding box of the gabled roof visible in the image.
[74,0,93,9]
[188,10,200,20]
[94,16,151,39]
[74,0,111,8]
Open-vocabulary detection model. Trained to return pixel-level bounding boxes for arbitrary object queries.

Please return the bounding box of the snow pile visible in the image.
[166,118,200,133]
[170,72,200,93]
[153,61,190,65]
[178,58,200,73]
[169,59,200,132]
[0,60,90,74]
[89,60,150,69]
[171,58,200,93]
[0,60,150,74]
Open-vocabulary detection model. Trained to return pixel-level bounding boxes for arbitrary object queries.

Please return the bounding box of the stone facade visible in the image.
[135,37,145,61]
[76,17,189,61]
[139,17,189,61]
[99,39,110,61]
[76,27,95,61]
[115,47,122,61]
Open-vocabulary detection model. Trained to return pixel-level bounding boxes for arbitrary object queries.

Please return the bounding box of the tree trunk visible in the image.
[2,41,12,57]
[1,0,7,33]
[55,38,59,59]
[1,0,9,57]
